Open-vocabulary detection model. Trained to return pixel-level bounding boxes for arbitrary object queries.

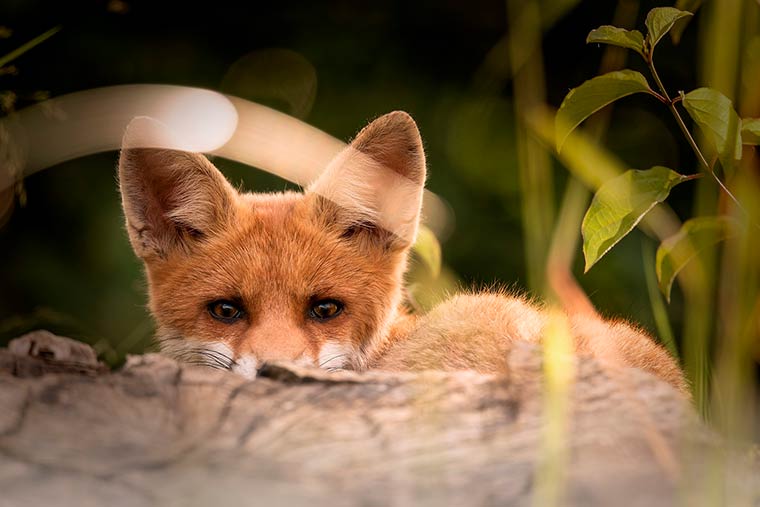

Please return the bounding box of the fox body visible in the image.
[119,111,688,394]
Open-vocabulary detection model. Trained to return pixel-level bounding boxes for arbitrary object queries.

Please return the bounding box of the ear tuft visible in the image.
[349,111,426,185]
[118,117,237,260]
[308,111,426,247]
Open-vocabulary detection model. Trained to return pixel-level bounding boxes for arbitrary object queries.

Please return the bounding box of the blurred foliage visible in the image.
[0,0,757,420]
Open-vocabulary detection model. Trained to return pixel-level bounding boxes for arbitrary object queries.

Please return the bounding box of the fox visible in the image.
[118,111,689,395]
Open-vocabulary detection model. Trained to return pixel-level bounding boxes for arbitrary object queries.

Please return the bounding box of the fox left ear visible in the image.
[307,111,426,249]
[118,117,237,261]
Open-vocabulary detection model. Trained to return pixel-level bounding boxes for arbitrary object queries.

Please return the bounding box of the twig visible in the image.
[646,57,746,215]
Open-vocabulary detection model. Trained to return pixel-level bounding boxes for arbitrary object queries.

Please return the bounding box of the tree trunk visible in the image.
[0,330,756,506]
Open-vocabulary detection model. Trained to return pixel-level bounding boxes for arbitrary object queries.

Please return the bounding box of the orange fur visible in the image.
[118,111,689,396]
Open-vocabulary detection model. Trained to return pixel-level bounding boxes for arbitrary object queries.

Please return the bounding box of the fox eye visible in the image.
[309,299,344,321]
[208,300,244,323]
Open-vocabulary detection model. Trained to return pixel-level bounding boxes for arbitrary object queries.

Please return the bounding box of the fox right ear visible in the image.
[307,111,426,248]
[118,117,237,261]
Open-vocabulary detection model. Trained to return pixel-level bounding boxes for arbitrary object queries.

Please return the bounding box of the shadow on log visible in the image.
[0,330,757,506]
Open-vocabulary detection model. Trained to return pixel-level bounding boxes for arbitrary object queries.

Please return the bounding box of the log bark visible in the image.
[0,330,757,506]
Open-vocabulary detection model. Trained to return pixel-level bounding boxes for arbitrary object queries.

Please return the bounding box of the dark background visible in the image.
[0,0,704,362]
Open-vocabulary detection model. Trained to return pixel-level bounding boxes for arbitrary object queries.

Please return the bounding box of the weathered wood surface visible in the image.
[0,330,757,507]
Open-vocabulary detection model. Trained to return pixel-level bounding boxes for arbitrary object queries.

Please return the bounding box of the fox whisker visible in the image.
[197,348,236,368]
[183,359,230,371]
[164,343,236,371]
[319,353,348,368]
[181,356,231,371]
[194,349,235,370]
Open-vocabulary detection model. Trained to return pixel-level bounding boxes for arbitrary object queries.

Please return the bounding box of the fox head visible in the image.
[118,112,426,377]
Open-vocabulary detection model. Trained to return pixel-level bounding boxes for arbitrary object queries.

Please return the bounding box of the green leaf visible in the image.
[586,26,645,57]
[412,225,442,278]
[645,7,692,51]
[670,0,702,44]
[682,88,742,173]
[556,70,654,152]
[656,216,737,302]
[582,166,690,272]
[741,118,760,145]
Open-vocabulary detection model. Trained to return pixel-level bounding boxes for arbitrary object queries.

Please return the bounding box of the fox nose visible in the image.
[231,347,315,379]
[242,319,312,364]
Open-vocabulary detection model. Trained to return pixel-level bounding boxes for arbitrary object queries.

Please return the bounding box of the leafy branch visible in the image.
[555,6,758,297]
[641,12,744,214]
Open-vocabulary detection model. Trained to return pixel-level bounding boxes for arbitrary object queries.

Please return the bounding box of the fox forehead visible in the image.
[238,190,303,223]
[149,190,397,306]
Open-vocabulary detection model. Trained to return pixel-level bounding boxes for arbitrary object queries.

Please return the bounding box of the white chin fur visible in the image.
[158,331,354,377]
[318,341,352,370]
[231,354,259,379]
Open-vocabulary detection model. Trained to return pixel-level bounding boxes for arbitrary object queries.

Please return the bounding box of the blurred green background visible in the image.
[0,0,751,379]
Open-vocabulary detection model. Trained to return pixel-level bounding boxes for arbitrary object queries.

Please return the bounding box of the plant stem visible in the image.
[0,26,61,69]
[647,58,746,214]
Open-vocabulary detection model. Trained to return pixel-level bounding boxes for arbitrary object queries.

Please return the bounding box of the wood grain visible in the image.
[0,331,756,506]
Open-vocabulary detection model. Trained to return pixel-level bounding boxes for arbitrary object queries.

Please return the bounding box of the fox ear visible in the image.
[118,117,237,260]
[307,111,426,248]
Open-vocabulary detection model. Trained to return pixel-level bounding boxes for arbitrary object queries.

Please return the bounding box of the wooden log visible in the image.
[0,330,756,506]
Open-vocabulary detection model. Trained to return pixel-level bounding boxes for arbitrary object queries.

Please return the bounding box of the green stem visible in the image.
[647,58,745,214]
[0,26,61,69]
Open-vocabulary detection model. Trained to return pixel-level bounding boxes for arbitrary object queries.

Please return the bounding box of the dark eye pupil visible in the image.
[317,303,336,316]
[310,299,343,320]
[209,300,242,322]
